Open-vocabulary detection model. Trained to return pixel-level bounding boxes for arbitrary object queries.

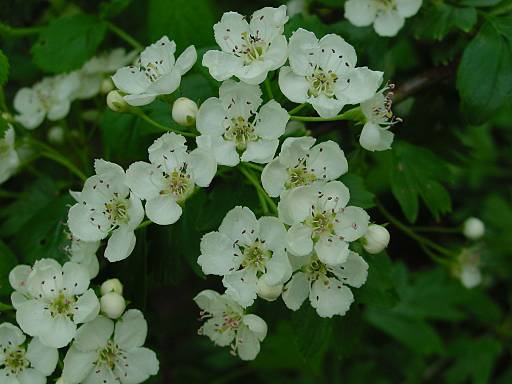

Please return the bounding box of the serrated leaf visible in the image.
[0,49,9,86]
[32,13,107,73]
[414,4,477,40]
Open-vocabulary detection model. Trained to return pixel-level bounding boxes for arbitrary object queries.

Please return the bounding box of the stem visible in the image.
[239,165,277,214]
[376,200,457,259]
[0,303,14,311]
[0,189,18,199]
[289,106,361,122]
[131,109,197,137]
[106,22,143,50]
[412,226,461,234]
[489,2,512,16]
[137,220,152,230]
[288,103,306,115]
[244,162,264,172]
[0,22,42,36]
[264,78,274,100]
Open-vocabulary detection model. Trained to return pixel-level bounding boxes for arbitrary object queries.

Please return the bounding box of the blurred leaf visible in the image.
[0,49,8,86]
[99,0,132,18]
[340,173,375,209]
[414,3,477,40]
[457,16,512,123]
[0,240,17,296]
[390,141,452,222]
[357,253,398,309]
[147,0,216,50]
[458,0,503,6]
[285,14,328,38]
[32,13,107,73]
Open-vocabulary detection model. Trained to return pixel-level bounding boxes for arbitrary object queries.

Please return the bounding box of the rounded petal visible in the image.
[315,235,350,266]
[335,206,370,241]
[114,309,148,350]
[254,100,289,139]
[282,272,309,311]
[287,223,314,257]
[0,323,25,348]
[338,67,383,105]
[125,162,162,200]
[309,277,354,317]
[307,140,348,181]
[241,138,279,164]
[17,368,45,384]
[258,216,287,251]
[260,249,292,286]
[242,314,267,341]
[261,160,288,198]
[344,0,377,26]
[193,289,227,314]
[288,28,319,76]
[236,326,262,361]
[374,10,405,37]
[145,196,182,225]
[188,147,217,187]
[396,0,423,18]
[111,67,150,94]
[39,315,77,348]
[223,268,258,308]
[175,45,197,75]
[318,180,350,212]
[73,289,100,324]
[116,347,159,384]
[235,61,270,85]
[219,206,258,245]
[202,50,244,82]
[332,251,369,288]
[318,33,358,72]
[196,134,240,167]
[196,97,226,136]
[67,203,108,242]
[104,227,137,262]
[62,346,97,384]
[213,12,249,52]
[16,300,52,339]
[73,315,114,351]
[278,185,317,225]
[278,66,309,103]
[359,122,394,151]
[26,337,58,376]
[123,93,157,107]
[198,231,241,276]
[263,34,288,70]
[62,262,90,296]
[309,94,345,118]
[9,265,32,292]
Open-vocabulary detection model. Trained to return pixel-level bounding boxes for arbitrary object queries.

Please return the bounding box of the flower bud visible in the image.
[100,292,126,319]
[363,224,390,254]
[106,90,128,112]
[100,278,123,295]
[1,112,14,123]
[47,126,65,145]
[463,217,485,240]
[101,78,115,94]
[172,97,198,126]
[256,279,283,302]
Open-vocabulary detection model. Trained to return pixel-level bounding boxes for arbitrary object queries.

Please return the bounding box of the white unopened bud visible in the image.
[47,126,65,144]
[172,97,198,126]
[363,224,390,254]
[100,292,126,319]
[101,78,115,94]
[463,217,485,240]
[101,278,123,295]
[106,90,128,112]
[256,279,283,301]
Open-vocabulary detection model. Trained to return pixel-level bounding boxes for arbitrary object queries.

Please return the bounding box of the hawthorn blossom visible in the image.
[62,310,159,384]
[198,206,291,307]
[463,217,485,240]
[68,160,144,262]
[76,48,137,99]
[14,259,100,348]
[112,36,197,106]
[196,80,289,165]
[0,126,20,184]
[261,136,348,198]
[194,290,267,360]
[282,251,368,317]
[359,85,399,151]
[345,0,423,37]
[279,181,370,265]
[279,28,383,118]
[0,323,59,383]
[455,248,482,289]
[65,232,101,279]
[126,132,216,225]
[202,6,289,85]
[13,72,80,129]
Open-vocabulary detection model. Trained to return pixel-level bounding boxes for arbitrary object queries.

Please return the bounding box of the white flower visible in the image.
[112,36,197,106]
[62,310,159,384]
[101,278,124,296]
[0,126,20,185]
[261,136,348,198]
[106,90,129,112]
[463,217,485,240]
[362,224,390,254]
[172,97,198,126]
[65,233,100,279]
[9,264,32,309]
[76,48,137,99]
[279,181,370,265]
[198,206,291,307]
[279,28,383,118]
[202,6,289,85]
[196,80,289,166]
[14,259,100,348]
[194,290,267,360]
[256,279,283,302]
[455,248,482,289]
[14,73,81,129]
[282,251,368,317]
[359,84,399,151]
[0,323,59,383]
[344,0,423,37]
[100,292,126,319]
[68,159,144,262]
[126,132,216,225]
[47,125,65,144]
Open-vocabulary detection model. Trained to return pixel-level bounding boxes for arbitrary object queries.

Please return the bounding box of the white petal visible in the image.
[9,265,32,292]
[26,337,58,376]
[461,265,481,289]
[332,251,369,288]
[104,227,137,262]
[219,79,262,118]
[309,277,354,317]
[219,206,259,245]
[193,289,229,314]
[359,122,394,151]
[235,61,270,85]
[339,67,383,105]
[241,138,279,164]
[278,66,309,103]
[260,249,292,286]
[223,268,258,308]
[196,97,226,136]
[287,223,314,257]
[242,314,267,341]
[307,140,348,181]
[318,33,358,72]
[114,309,148,350]
[314,235,350,266]
[261,159,288,198]
[17,369,45,384]
[309,94,345,118]
[73,289,100,324]
[236,326,261,361]
[374,10,405,37]
[123,93,157,106]
[202,50,244,82]
[254,100,289,139]
[258,216,287,251]
[62,346,97,384]
[288,28,319,76]
[39,316,77,348]
[213,12,249,52]
[198,231,241,275]
[145,195,182,225]
[318,180,350,212]
[263,34,288,70]
[73,315,114,351]
[249,5,288,43]
[188,147,217,187]
[125,162,163,200]
[47,100,71,121]
[16,300,52,339]
[196,134,240,167]
[335,206,370,241]
[148,132,187,167]
[67,203,108,242]
[278,185,317,225]
[344,0,377,26]
[145,70,181,95]
[175,45,197,75]
[282,272,309,311]
[0,323,25,347]
[111,67,150,94]
[117,347,159,384]
[62,262,90,296]
[396,0,423,18]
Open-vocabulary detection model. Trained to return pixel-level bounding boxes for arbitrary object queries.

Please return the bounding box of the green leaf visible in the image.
[414,3,477,40]
[339,173,375,209]
[458,0,503,6]
[390,141,452,222]
[0,240,17,296]
[0,49,8,86]
[457,17,512,123]
[147,0,216,50]
[32,13,107,73]
[99,0,132,18]
[357,253,398,309]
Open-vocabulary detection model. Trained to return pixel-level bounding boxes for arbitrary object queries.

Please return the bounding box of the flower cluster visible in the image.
[0,125,20,185]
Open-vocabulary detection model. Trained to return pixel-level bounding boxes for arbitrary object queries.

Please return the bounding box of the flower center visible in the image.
[238,31,266,64]
[97,341,123,370]
[224,116,258,151]
[105,198,129,224]
[304,256,328,280]
[285,165,317,190]
[241,242,270,272]
[375,0,395,10]
[307,68,338,98]
[4,348,29,375]
[49,293,75,317]
[163,168,194,201]
[308,211,335,238]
